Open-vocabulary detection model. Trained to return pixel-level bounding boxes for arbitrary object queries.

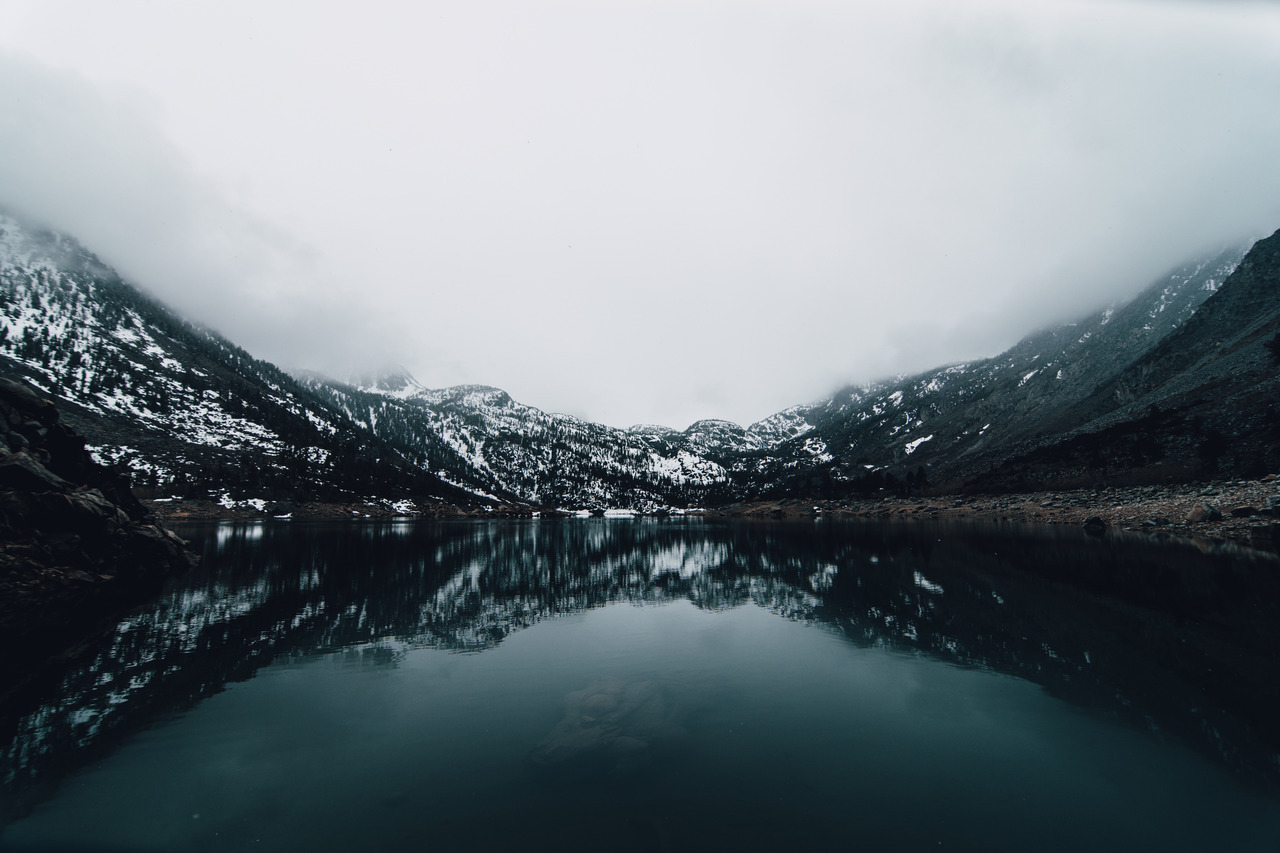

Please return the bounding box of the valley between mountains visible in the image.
[4,208,1280,544]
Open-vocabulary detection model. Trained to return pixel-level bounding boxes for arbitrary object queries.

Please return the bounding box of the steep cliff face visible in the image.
[0,377,196,665]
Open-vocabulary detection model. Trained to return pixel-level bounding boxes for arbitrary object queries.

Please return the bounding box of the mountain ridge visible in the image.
[0,212,489,508]
[2,205,1275,510]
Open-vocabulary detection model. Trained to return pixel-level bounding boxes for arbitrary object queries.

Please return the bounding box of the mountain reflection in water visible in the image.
[3,517,1280,834]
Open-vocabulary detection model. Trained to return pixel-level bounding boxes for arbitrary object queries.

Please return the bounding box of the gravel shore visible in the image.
[717,476,1280,552]
[145,476,1280,553]
[144,498,534,522]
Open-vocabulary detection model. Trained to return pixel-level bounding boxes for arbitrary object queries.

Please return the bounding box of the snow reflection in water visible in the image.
[2,518,1280,851]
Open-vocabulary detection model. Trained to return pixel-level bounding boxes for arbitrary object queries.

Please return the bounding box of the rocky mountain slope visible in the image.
[0,376,195,673]
[724,243,1249,496]
[299,238,1249,507]
[297,370,769,510]
[962,228,1280,490]
[2,204,1274,509]
[0,213,483,509]
[310,240,1248,504]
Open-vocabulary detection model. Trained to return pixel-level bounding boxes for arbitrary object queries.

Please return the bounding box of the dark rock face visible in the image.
[0,376,196,651]
[960,229,1280,492]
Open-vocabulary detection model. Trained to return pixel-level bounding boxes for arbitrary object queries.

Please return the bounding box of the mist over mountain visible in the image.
[2,208,1278,511]
[5,2,1280,430]
[0,213,482,508]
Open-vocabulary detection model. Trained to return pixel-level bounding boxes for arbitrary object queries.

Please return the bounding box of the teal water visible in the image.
[3,519,1279,851]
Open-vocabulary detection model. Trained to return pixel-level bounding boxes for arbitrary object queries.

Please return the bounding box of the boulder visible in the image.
[1186,503,1224,524]
[0,377,58,425]
[0,451,71,492]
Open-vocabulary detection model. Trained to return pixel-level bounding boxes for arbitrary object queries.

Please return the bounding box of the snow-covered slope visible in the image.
[305,239,1245,506]
[726,243,1250,495]
[0,212,481,505]
[1,204,1262,506]
[300,375,737,510]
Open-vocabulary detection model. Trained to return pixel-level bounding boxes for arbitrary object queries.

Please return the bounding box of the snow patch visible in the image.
[914,572,944,595]
[904,434,934,455]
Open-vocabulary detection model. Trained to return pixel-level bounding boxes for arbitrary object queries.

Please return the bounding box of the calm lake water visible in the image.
[3,518,1280,852]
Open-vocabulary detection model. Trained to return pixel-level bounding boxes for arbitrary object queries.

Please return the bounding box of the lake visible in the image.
[2,517,1279,851]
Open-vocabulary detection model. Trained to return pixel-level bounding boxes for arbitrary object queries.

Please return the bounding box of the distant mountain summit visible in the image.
[2,203,1274,508]
[345,366,425,398]
[297,372,735,510]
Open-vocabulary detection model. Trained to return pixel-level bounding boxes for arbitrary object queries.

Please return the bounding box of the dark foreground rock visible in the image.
[0,377,196,692]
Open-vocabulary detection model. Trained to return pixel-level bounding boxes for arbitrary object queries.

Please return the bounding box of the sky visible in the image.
[2,0,1280,429]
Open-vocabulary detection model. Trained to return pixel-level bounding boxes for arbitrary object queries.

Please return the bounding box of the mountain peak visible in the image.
[348,366,424,397]
[627,424,678,436]
[684,418,744,433]
[5,207,1276,509]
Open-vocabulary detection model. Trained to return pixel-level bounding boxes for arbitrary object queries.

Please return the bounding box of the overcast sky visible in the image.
[2,0,1279,429]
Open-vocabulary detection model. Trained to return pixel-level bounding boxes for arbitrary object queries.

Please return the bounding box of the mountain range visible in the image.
[2,207,1276,511]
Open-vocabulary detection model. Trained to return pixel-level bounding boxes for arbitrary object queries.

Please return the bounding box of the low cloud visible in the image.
[3,1,1280,429]
[0,53,403,378]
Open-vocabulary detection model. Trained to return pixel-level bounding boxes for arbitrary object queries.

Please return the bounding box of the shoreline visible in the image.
[143,498,536,522]
[143,475,1280,553]
[714,477,1280,553]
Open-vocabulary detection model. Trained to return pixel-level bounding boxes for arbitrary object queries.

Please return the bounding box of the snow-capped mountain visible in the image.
[301,234,1250,504]
[741,243,1250,493]
[963,227,1280,489]
[298,369,844,509]
[3,201,1274,508]
[0,211,481,507]
[297,375,739,510]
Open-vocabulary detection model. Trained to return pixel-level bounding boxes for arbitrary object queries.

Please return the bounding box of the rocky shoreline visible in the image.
[143,497,536,522]
[141,476,1280,553]
[715,477,1280,552]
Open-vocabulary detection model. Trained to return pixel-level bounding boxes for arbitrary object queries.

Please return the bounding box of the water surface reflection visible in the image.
[3,518,1279,847]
